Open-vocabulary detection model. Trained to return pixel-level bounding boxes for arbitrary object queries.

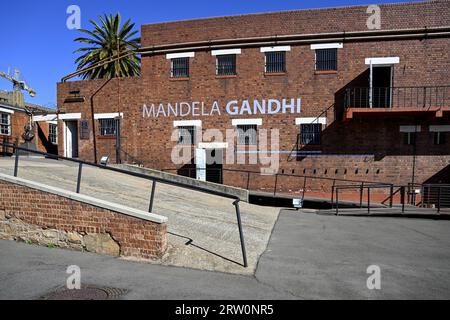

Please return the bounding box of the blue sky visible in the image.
[0,0,417,108]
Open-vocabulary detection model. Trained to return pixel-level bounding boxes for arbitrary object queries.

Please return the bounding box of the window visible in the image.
[265,51,286,73]
[237,125,257,145]
[48,123,57,144]
[178,126,195,145]
[434,132,446,145]
[99,118,117,136]
[300,124,322,145]
[0,112,11,136]
[171,57,189,78]
[315,48,337,71]
[404,132,416,145]
[216,54,236,76]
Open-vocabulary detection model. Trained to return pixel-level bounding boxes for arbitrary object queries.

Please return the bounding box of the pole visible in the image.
[233,200,248,268]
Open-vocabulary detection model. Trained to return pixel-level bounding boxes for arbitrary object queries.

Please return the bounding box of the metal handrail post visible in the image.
[335,188,339,216]
[233,200,248,268]
[389,184,394,208]
[13,146,19,177]
[360,182,364,208]
[76,163,83,193]
[149,180,157,213]
[437,186,441,214]
[401,186,405,213]
[367,187,371,214]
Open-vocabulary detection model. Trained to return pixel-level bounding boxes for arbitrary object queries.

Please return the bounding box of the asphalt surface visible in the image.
[1,210,450,299]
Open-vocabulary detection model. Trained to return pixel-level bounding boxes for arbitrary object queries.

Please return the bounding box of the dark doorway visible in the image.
[372,66,392,108]
[206,149,223,184]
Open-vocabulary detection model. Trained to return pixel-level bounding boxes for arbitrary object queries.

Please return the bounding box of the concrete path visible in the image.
[0,157,280,274]
[1,210,450,299]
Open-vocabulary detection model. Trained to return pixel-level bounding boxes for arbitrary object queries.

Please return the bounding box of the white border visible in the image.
[0,107,14,114]
[400,125,421,133]
[232,118,263,126]
[212,49,241,56]
[198,142,229,149]
[365,57,400,65]
[429,125,450,132]
[310,43,343,50]
[166,52,195,59]
[58,113,81,120]
[173,120,202,127]
[260,46,291,53]
[94,112,124,120]
[296,117,327,125]
[32,114,57,122]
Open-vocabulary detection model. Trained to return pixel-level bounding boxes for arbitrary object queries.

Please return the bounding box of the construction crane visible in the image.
[0,68,36,97]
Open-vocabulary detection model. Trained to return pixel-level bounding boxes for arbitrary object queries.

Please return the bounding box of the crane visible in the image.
[0,68,36,97]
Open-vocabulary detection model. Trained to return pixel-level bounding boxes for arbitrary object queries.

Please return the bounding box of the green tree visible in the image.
[74,13,140,79]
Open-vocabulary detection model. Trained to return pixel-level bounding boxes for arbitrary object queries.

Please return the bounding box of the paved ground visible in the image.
[0,157,280,274]
[1,210,450,299]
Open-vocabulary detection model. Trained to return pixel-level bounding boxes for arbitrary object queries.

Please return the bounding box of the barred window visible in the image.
[0,112,11,136]
[217,54,236,76]
[315,48,337,71]
[265,51,286,73]
[404,132,416,145]
[434,132,446,145]
[171,57,190,78]
[237,125,257,146]
[300,124,322,145]
[48,123,58,144]
[99,118,117,136]
[178,126,195,145]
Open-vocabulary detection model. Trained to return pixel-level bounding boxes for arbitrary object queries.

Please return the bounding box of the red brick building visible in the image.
[57,0,450,200]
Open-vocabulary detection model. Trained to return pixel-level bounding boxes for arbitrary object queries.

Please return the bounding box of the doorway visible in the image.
[64,120,78,158]
[195,147,224,184]
[371,66,393,108]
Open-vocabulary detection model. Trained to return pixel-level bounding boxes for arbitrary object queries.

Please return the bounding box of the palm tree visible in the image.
[74,13,141,79]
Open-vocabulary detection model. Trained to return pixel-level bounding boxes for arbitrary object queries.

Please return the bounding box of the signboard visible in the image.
[195,148,206,182]
[293,198,303,209]
[80,120,90,140]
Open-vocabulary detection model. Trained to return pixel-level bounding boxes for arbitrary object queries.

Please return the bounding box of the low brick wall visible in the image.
[0,173,168,260]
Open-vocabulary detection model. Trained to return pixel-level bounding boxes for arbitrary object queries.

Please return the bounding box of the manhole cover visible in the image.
[40,285,128,300]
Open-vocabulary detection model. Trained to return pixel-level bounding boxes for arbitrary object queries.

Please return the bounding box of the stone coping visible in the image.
[0,173,168,224]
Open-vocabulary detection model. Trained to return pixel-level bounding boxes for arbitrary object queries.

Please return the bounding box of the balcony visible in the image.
[344,86,450,120]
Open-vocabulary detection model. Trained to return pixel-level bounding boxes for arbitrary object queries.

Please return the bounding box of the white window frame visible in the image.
[0,112,11,136]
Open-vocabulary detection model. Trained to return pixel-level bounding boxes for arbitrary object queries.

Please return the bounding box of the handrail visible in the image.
[1,142,248,268]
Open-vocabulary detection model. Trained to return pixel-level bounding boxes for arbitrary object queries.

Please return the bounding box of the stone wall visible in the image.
[0,174,168,260]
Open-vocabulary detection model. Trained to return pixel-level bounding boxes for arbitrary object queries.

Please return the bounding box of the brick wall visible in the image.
[56,1,450,198]
[0,177,167,259]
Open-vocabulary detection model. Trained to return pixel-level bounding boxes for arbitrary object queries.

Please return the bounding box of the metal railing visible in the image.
[332,182,449,215]
[344,86,450,109]
[0,142,248,268]
[164,167,386,203]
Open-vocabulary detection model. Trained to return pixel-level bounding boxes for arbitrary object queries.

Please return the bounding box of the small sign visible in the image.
[293,198,303,209]
[80,120,89,140]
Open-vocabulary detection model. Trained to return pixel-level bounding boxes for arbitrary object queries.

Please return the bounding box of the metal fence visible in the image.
[0,142,248,268]
[344,86,450,109]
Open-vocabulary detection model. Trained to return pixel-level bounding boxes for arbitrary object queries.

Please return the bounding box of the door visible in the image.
[64,121,78,158]
[370,66,393,108]
[206,149,223,184]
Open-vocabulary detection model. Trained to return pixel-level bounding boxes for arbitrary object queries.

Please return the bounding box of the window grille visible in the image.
[217,54,237,75]
[404,132,416,145]
[315,48,338,71]
[171,57,190,78]
[178,126,195,145]
[300,124,322,145]
[0,113,11,136]
[265,51,286,73]
[434,132,446,145]
[237,125,257,145]
[99,118,117,136]
[48,123,58,144]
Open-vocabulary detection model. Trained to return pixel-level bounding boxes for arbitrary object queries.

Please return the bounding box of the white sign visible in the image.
[293,198,303,208]
[195,148,206,182]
